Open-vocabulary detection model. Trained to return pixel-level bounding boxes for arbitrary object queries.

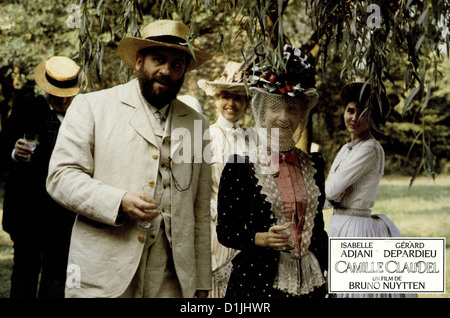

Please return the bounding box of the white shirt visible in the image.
[136,80,169,130]
[209,113,257,286]
[209,113,257,221]
[325,135,385,211]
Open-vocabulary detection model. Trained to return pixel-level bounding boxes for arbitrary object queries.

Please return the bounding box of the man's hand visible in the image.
[14,138,36,161]
[120,191,159,222]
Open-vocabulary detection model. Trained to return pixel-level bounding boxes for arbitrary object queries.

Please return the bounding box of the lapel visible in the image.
[122,79,160,149]
[169,99,191,158]
[120,80,194,155]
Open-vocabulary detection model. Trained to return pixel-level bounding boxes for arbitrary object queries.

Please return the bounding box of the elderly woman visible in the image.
[216,46,328,298]
[198,62,258,297]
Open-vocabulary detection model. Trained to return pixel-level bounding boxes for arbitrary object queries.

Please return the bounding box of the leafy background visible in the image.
[1,0,448,178]
[0,0,448,299]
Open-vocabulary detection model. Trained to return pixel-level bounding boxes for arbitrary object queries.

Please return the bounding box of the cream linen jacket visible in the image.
[46,79,211,298]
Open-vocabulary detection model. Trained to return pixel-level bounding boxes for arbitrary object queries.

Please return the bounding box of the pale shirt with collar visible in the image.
[209,113,258,297]
[138,91,170,130]
[209,113,258,222]
[325,134,385,212]
[325,137,407,301]
[53,108,65,123]
[136,82,174,245]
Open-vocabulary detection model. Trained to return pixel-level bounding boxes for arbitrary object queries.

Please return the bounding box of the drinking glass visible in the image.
[137,185,161,231]
[274,209,295,251]
[23,133,39,161]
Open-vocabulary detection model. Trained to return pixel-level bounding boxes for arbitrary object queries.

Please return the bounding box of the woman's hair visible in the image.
[340,82,391,127]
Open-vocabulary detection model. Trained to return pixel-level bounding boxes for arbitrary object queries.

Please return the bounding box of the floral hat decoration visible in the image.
[245,44,319,152]
[246,44,316,96]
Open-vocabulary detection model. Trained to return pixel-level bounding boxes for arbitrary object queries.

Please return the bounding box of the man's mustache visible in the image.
[153,75,175,87]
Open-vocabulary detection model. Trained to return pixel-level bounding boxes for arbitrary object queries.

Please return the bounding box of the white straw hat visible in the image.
[197,61,247,96]
[34,56,80,97]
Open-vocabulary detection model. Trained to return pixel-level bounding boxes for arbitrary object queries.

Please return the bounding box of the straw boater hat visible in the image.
[118,19,212,72]
[34,56,80,97]
[197,61,247,96]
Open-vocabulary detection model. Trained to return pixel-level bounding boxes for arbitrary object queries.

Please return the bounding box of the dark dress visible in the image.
[216,151,328,298]
[1,96,76,298]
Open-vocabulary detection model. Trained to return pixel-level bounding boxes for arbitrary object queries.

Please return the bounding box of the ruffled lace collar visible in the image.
[216,113,240,130]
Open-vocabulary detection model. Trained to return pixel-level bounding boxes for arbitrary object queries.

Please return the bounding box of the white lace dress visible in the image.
[326,135,415,298]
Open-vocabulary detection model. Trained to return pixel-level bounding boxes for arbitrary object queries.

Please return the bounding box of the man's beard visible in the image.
[137,68,184,109]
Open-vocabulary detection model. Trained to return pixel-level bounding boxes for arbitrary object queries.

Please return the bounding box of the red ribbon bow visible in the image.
[272,153,297,163]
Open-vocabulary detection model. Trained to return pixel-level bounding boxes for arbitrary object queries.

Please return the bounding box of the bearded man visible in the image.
[46,20,213,298]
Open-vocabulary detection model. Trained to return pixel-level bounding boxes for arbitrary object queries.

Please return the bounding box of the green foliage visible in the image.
[304,0,449,184]
[75,0,145,90]
[0,0,448,181]
[393,58,450,179]
[0,0,79,90]
[0,0,80,132]
[313,55,450,178]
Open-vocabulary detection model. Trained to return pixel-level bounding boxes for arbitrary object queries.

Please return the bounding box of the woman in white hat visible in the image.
[198,61,258,297]
[216,45,328,298]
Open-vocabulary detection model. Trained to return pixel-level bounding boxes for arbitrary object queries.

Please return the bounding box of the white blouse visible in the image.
[325,135,385,211]
[209,113,258,297]
[209,114,258,221]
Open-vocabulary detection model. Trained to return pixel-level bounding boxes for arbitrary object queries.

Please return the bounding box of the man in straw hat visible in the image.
[1,56,81,298]
[46,19,213,298]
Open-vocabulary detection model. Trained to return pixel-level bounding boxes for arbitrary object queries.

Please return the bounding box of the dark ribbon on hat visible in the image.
[146,35,189,47]
[45,72,78,89]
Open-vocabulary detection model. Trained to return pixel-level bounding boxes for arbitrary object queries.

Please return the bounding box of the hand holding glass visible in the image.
[23,133,39,161]
[138,185,161,231]
[273,209,295,251]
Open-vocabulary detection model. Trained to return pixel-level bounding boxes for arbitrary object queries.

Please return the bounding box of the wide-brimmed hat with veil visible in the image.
[246,44,319,152]
[244,45,326,296]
